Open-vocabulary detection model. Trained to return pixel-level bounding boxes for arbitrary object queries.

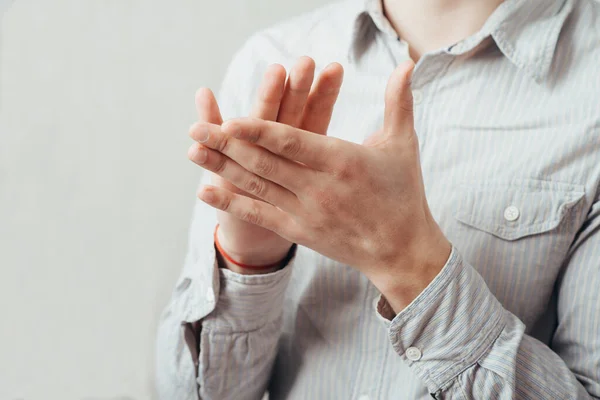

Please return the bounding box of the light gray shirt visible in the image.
[156,0,600,398]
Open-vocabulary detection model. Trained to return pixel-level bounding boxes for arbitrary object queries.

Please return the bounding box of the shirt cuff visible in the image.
[174,234,298,325]
[379,247,507,393]
[202,256,295,332]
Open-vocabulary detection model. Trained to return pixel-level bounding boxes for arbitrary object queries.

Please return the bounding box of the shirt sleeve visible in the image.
[155,34,297,400]
[377,197,600,399]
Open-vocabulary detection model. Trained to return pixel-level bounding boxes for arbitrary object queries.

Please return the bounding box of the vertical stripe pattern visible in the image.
[156,0,600,398]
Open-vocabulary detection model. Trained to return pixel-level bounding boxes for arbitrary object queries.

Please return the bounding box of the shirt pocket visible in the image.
[453,179,585,241]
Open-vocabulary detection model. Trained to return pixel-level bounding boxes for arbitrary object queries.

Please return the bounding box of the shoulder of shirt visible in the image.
[571,0,600,33]
[574,0,600,88]
[233,0,358,67]
[566,0,600,191]
[566,0,600,48]
[558,0,600,87]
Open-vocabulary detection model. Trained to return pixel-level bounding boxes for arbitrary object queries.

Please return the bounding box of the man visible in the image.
[157,0,600,398]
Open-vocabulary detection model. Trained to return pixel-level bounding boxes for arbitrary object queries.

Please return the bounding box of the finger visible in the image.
[300,62,344,135]
[195,88,223,125]
[250,63,287,121]
[188,142,300,213]
[384,60,415,136]
[197,184,298,241]
[221,118,341,172]
[276,56,315,127]
[190,121,316,193]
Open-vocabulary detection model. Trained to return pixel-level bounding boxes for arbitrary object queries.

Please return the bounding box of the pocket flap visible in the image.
[453,179,585,240]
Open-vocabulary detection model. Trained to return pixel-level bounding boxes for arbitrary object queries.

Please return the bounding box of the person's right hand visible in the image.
[190,57,344,274]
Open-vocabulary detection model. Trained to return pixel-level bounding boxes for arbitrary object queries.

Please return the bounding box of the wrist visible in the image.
[216,250,286,275]
[215,225,294,275]
[371,228,452,314]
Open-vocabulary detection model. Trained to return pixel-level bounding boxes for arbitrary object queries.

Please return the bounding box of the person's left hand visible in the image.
[189,61,452,312]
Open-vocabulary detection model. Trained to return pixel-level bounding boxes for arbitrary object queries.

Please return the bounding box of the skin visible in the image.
[192,58,344,274]
[189,62,451,313]
[384,0,505,61]
[189,0,504,313]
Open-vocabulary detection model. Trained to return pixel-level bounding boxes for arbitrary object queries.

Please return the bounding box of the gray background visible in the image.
[0,1,329,399]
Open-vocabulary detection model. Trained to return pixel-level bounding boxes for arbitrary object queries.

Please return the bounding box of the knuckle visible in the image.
[241,205,262,226]
[219,193,232,212]
[252,155,276,177]
[210,132,229,153]
[400,104,413,114]
[331,159,354,180]
[246,120,263,143]
[213,155,227,174]
[243,176,267,197]
[308,187,337,213]
[218,135,231,152]
[247,129,260,144]
[279,135,301,158]
[399,97,414,114]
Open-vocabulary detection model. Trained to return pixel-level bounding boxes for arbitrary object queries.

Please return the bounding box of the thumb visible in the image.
[383,61,415,136]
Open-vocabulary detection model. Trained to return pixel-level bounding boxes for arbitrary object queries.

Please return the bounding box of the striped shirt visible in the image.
[156,0,600,398]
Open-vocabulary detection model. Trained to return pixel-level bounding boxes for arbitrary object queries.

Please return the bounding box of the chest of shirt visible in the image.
[269,60,598,398]
[301,51,599,327]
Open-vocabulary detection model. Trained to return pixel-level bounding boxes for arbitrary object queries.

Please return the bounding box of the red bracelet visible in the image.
[214,224,288,271]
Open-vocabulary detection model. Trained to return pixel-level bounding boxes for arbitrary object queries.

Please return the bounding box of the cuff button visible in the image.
[406,346,422,361]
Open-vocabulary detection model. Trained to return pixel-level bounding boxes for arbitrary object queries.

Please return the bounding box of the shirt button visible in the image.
[205,290,215,304]
[358,395,370,400]
[503,205,520,222]
[406,346,422,361]
[412,89,423,105]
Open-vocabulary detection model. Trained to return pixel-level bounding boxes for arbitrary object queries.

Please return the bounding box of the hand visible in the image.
[189,57,344,274]
[191,61,451,311]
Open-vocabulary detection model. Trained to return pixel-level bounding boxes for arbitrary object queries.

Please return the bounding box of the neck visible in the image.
[383,0,504,62]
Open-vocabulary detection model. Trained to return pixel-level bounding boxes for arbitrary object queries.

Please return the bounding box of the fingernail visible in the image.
[195,147,207,163]
[188,144,207,163]
[197,125,210,143]
[199,187,214,203]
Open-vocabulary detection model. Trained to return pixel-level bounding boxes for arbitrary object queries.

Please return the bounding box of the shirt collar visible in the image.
[479,0,574,82]
[347,0,575,82]
[345,0,378,63]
